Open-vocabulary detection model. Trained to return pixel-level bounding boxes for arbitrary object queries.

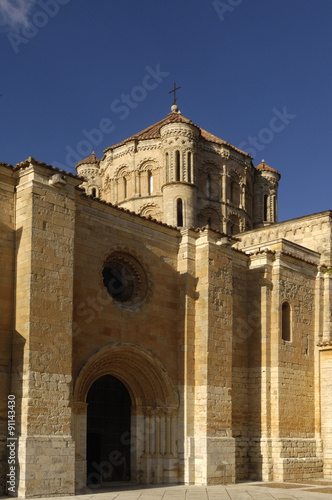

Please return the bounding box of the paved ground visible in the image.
[20,481,332,500]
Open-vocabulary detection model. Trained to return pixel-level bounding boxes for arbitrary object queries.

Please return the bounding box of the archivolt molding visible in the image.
[114,165,131,178]
[73,342,179,411]
[139,203,160,218]
[183,146,194,154]
[228,168,243,183]
[137,158,159,172]
[227,211,241,222]
[199,205,223,221]
[200,161,221,173]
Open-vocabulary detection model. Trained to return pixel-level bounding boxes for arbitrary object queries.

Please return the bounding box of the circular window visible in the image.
[102,252,148,307]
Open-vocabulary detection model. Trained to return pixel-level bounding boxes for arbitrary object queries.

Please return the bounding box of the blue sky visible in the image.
[1,0,332,222]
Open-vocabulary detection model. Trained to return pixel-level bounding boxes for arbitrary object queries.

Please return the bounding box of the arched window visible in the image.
[148,171,153,194]
[187,152,192,183]
[282,302,291,341]
[206,173,211,198]
[175,151,181,181]
[91,188,97,197]
[177,198,183,227]
[264,194,268,221]
[124,177,127,199]
[230,180,241,204]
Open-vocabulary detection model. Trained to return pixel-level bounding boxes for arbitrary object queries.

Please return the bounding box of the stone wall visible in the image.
[231,255,250,480]
[247,251,274,480]
[1,159,331,494]
[192,231,247,484]
[13,163,79,497]
[176,230,197,484]
[236,211,332,264]
[72,194,181,487]
[320,347,332,477]
[72,194,180,385]
[245,243,323,481]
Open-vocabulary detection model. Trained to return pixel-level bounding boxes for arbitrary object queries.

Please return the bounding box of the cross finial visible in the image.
[169,82,181,105]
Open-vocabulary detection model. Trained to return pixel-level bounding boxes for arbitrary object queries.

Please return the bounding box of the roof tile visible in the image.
[103,112,252,158]
[76,151,100,168]
[256,159,280,175]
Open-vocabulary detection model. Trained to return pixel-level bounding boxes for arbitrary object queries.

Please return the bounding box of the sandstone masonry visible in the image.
[0,108,331,497]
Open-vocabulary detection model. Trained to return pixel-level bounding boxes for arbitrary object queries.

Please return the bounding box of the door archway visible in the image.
[87,375,131,485]
[73,343,179,488]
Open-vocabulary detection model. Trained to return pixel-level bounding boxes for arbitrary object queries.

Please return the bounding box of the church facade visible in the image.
[1,105,332,497]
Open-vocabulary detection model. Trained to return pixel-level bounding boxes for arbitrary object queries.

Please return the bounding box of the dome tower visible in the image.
[253,160,281,227]
[160,105,199,228]
[75,152,101,197]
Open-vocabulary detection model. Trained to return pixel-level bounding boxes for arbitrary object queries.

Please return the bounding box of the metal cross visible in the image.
[169,82,181,105]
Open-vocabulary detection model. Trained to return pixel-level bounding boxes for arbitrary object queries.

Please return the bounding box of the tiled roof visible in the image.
[256,159,280,176]
[76,151,100,168]
[77,189,180,232]
[13,157,83,181]
[0,162,13,169]
[103,112,252,157]
[77,191,242,238]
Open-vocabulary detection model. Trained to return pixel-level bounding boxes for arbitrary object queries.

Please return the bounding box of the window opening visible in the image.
[230,181,234,202]
[264,194,268,221]
[177,198,183,227]
[166,153,169,182]
[175,151,180,181]
[124,178,127,199]
[282,302,291,341]
[206,174,211,197]
[148,171,153,195]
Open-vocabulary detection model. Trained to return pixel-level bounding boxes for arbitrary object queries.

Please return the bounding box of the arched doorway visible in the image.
[73,343,179,487]
[86,375,131,486]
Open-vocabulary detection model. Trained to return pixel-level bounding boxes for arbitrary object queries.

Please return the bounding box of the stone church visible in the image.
[1,103,332,497]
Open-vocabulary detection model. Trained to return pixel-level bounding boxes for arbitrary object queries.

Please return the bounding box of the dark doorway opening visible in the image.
[87,375,131,486]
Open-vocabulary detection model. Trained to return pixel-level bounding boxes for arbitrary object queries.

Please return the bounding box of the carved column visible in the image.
[155,413,161,457]
[144,410,152,457]
[241,183,246,210]
[222,168,227,204]
[73,402,88,491]
[166,413,172,457]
